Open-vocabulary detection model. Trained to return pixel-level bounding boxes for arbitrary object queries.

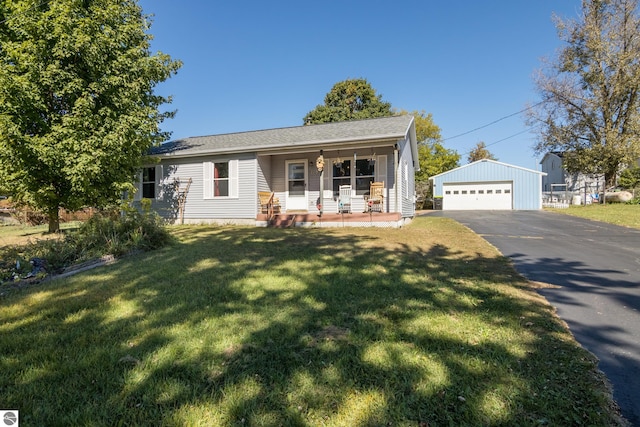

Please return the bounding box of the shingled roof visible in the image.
[150,115,415,158]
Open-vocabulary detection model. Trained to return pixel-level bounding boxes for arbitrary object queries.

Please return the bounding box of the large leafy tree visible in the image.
[397,109,442,144]
[303,78,393,124]
[467,141,498,163]
[0,0,181,232]
[619,166,640,189]
[526,0,640,188]
[400,110,459,207]
[303,81,453,205]
[417,142,460,183]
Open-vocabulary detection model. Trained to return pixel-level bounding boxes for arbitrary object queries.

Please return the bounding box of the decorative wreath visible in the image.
[315,155,325,172]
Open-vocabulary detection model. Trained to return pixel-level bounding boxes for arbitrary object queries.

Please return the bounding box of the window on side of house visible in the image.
[213,162,229,197]
[135,165,162,201]
[204,160,238,199]
[142,167,156,199]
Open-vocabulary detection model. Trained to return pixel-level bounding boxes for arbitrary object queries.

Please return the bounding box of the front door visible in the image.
[286,160,308,211]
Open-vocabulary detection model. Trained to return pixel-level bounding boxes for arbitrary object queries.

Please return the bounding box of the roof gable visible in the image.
[429,159,546,181]
[150,115,416,158]
[539,151,563,164]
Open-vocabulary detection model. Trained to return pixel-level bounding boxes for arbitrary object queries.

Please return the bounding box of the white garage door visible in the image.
[443,182,513,210]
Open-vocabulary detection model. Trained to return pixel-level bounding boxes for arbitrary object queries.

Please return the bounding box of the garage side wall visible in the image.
[432,161,544,210]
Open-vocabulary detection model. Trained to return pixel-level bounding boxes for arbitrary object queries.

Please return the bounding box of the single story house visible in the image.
[134,114,419,227]
[429,159,546,210]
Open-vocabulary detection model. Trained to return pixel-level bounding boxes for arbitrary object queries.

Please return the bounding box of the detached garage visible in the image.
[429,159,546,210]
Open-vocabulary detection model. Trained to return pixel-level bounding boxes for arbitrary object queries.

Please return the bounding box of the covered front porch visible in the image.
[257,148,396,216]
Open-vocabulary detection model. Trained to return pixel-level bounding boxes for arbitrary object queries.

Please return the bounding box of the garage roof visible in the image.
[429,159,546,181]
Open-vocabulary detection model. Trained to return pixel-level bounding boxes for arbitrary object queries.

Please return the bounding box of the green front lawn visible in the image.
[0,218,623,426]
[546,203,640,229]
[0,222,81,247]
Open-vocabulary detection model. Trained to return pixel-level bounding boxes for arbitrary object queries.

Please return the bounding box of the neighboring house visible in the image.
[429,159,546,210]
[539,152,603,194]
[134,115,419,227]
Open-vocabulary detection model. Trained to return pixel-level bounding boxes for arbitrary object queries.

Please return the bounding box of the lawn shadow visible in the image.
[0,219,622,425]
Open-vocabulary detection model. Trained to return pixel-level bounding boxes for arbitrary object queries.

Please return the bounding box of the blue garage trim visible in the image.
[429,159,547,210]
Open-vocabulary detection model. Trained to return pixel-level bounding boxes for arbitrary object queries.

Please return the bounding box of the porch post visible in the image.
[319,168,324,216]
[317,150,324,216]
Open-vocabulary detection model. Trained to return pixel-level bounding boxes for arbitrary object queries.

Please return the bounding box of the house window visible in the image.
[213,162,229,197]
[355,159,374,195]
[204,160,238,199]
[327,155,386,196]
[332,160,351,194]
[142,167,156,199]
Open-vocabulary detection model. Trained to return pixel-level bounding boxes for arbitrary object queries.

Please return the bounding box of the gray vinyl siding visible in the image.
[398,137,415,217]
[147,153,258,222]
[540,153,564,192]
[257,155,270,192]
[140,159,198,222]
[140,115,419,222]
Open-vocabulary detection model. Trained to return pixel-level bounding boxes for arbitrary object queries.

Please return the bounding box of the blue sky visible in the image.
[139,1,582,170]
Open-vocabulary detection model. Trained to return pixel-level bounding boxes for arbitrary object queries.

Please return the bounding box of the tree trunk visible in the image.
[48,206,60,233]
[605,170,618,190]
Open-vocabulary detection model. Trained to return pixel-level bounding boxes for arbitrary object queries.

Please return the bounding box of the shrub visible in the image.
[619,166,640,190]
[626,196,640,205]
[0,208,173,284]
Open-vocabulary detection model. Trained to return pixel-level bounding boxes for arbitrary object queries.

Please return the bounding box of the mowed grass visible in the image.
[0,217,622,426]
[0,222,81,247]
[546,203,640,229]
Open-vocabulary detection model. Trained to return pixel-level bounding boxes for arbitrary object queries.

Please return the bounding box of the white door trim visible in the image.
[285,160,308,211]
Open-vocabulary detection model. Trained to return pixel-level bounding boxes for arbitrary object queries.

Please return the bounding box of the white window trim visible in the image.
[134,165,163,201]
[203,160,238,199]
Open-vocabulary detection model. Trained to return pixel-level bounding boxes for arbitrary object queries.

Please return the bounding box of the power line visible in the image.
[442,101,545,142]
[459,128,535,157]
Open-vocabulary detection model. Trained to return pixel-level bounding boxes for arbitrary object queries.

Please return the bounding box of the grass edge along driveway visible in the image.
[0,217,625,426]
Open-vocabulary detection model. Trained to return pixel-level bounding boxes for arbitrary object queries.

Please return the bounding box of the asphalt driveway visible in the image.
[431,210,640,426]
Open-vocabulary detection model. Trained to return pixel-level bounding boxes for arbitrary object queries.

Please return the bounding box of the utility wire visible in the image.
[442,101,545,142]
[459,128,535,157]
